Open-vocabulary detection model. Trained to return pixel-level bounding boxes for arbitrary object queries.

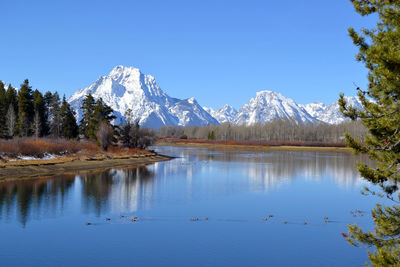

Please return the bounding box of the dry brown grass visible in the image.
[0,138,88,158]
[0,138,152,161]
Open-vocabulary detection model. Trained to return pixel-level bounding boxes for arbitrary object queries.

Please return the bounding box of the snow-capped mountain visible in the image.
[304,96,362,124]
[233,91,317,125]
[203,105,238,124]
[300,102,327,118]
[67,65,362,128]
[68,66,219,128]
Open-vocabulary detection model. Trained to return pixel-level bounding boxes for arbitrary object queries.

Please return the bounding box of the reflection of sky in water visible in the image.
[0,146,384,267]
[0,146,374,225]
[152,146,371,193]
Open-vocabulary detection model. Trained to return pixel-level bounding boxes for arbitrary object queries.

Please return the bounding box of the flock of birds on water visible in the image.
[85,209,366,237]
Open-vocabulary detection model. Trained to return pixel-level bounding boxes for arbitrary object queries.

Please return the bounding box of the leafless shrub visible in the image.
[96,121,114,151]
[0,138,88,157]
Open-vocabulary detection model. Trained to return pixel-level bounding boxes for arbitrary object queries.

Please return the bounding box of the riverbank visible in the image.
[156,138,352,152]
[0,153,172,181]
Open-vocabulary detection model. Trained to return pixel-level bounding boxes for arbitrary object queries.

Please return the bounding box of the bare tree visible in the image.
[157,119,368,145]
[96,121,114,150]
[32,110,41,139]
[5,104,16,138]
[124,108,134,125]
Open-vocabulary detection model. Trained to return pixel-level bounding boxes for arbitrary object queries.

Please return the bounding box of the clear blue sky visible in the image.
[0,0,376,109]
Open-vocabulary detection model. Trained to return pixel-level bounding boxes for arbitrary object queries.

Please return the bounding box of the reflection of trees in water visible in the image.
[0,148,376,226]
[200,151,374,191]
[156,147,374,193]
[80,167,154,215]
[241,152,372,191]
[0,175,75,226]
[0,167,154,225]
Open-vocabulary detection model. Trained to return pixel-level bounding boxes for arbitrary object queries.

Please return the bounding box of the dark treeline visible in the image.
[0,80,154,151]
[158,119,367,144]
[0,80,78,139]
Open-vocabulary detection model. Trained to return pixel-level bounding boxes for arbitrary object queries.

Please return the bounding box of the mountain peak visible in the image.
[68,65,218,128]
[234,90,315,125]
[256,90,282,98]
[108,65,142,81]
[302,96,362,124]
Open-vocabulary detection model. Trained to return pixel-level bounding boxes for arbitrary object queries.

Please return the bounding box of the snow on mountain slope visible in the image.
[203,105,238,124]
[308,96,363,124]
[67,66,362,127]
[68,66,218,128]
[300,102,327,118]
[234,91,317,125]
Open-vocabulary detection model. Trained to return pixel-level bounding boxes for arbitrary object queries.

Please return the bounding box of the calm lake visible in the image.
[0,146,384,266]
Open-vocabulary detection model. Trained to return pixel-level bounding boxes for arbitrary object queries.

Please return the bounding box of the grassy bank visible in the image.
[0,138,173,181]
[0,153,172,181]
[156,138,352,152]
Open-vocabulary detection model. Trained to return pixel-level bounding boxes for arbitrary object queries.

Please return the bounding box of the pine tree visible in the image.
[43,91,53,136]
[60,95,78,139]
[80,95,115,141]
[93,97,116,126]
[120,109,133,147]
[0,82,6,137]
[5,84,18,115]
[339,1,400,265]
[32,90,46,137]
[16,79,34,136]
[79,94,96,140]
[49,92,61,137]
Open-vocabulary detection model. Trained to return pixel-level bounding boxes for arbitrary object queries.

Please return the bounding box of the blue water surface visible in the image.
[0,146,384,266]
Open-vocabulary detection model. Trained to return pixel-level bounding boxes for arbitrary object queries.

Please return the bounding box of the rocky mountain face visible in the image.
[68,66,218,128]
[203,105,238,124]
[68,65,362,128]
[301,96,363,124]
[233,91,316,125]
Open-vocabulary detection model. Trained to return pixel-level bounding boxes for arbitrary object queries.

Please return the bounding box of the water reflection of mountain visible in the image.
[154,147,374,192]
[0,147,374,226]
[81,167,154,215]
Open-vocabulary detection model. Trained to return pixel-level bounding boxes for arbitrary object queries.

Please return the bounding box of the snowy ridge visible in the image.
[233,91,316,125]
[302,96,363,124]
[203,105,238,124]
[68,65,361,128]
[68,66,219,128]
[299,102,327,118]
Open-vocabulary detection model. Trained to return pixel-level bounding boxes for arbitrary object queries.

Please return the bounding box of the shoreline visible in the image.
[0,153,172,182]
[156,141,353,152]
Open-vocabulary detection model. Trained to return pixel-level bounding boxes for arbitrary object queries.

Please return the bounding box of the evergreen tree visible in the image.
[16,79,34,136]
[5,84,18,115]
[60,95,78,139]
[93,97,116,126]
[43,91,53,136]
[339,1,400,265]
[120,109,133,147]
[79,94,96,140]
[80,95,115,141]
[49,92,61,137]
[32,90,46,137]
[0,82,6,137]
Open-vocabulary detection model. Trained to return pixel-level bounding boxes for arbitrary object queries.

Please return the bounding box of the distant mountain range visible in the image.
[68,66,362,128]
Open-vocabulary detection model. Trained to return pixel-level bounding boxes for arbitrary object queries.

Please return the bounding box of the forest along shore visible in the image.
[0,153,172,181]
[156,138,353,152]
